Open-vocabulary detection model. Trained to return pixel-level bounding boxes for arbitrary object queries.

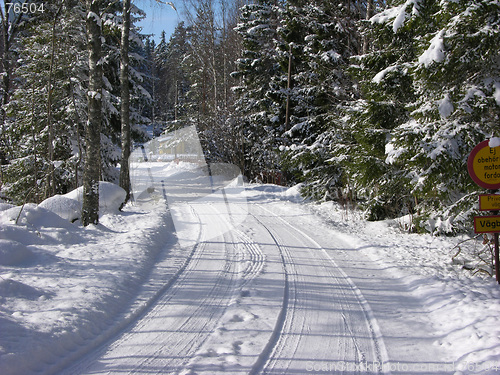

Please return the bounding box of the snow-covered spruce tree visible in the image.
[181,0,242,165]
[232,0,282,181]
[0,0,27,174]
[3,0,87,204]
[99,1,151,184]
[385,0,500,233]
[152,31,170,126]
[2,0,150,206]
[276,0,361,199]
[346,0,427,220]
[160,23,190,128]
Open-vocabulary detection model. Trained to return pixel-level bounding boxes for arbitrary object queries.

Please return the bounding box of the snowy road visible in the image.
[61,189,453,375]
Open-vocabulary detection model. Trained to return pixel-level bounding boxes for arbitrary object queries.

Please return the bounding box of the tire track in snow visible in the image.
[55,200,203,375]
[179,201,286,375]
[59,195,392,375]
[62,201,241,374]
[233,229,266,291]
[253,203,391,375]
[108,201,241,373]
[247,211,292,375]
[287,214,391,375]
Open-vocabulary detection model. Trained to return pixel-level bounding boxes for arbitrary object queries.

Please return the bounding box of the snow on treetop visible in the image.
[370,0,422,33]
[437,93,454,118]
[494,82,500,106]
[489,137,500,148]
[321,50,341,63]
[372,65,399,84]
[87,11,102,28]
[418,30,446,67]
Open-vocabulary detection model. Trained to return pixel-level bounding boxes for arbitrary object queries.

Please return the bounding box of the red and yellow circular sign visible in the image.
[468,140,500,190]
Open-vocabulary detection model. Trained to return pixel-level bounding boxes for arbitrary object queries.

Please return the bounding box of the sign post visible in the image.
[468,140,500,283]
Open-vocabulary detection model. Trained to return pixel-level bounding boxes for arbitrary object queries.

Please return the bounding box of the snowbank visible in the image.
[38,196,81,222]
[63,181,127,215]
[0,183,172,375]
[36,182,126,223]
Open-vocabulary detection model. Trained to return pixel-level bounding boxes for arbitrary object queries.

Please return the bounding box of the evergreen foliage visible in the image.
[233,0,282,180]
[365,0,500,231]
[0,0,151,205]
[3,1,87,204]
[1,0,499,234]
[276,0,361,199]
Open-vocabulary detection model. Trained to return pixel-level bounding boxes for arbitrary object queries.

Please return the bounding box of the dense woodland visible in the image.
[0,0,499,232]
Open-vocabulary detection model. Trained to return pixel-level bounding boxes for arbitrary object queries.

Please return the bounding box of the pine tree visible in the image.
[345,0,421,220]
[153,31,169,125]
[276,0,361,197]
[3,0,87,204]
[349,0,499,231]
[233,0,282,180]
[385,0,500,231]
[164,23,190,126]
[1,0,150,206]
[0,0,26,160]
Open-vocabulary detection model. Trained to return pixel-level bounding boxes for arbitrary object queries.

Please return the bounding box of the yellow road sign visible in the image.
[479,194,500,211]
[467,140,500,190]
[474,215,500,233]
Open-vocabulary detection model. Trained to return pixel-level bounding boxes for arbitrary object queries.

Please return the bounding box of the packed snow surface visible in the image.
[1,161,500,375]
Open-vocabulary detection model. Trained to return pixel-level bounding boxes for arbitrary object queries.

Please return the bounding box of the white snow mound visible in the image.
[280,184,306,203]
[0,239,34,266]
[64,181,126,215]
[39,195,81,222]
[0,203,14,212]
[0,204,72,229]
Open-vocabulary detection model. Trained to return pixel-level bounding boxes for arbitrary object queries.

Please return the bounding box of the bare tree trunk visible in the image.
[119,0,131,204]
[46,3,64,199]
[30,85,39,202]
[363,0,375,54]
[285,44,292,131]
[82,0,103,226]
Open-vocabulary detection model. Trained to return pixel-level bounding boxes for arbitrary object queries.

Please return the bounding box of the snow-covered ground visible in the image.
[1,160,500,374]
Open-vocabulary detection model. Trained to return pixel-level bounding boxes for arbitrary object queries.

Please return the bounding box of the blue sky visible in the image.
[134,0,180,43]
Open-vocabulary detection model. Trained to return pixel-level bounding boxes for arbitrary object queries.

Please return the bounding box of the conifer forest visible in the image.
[0,0,499,232]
